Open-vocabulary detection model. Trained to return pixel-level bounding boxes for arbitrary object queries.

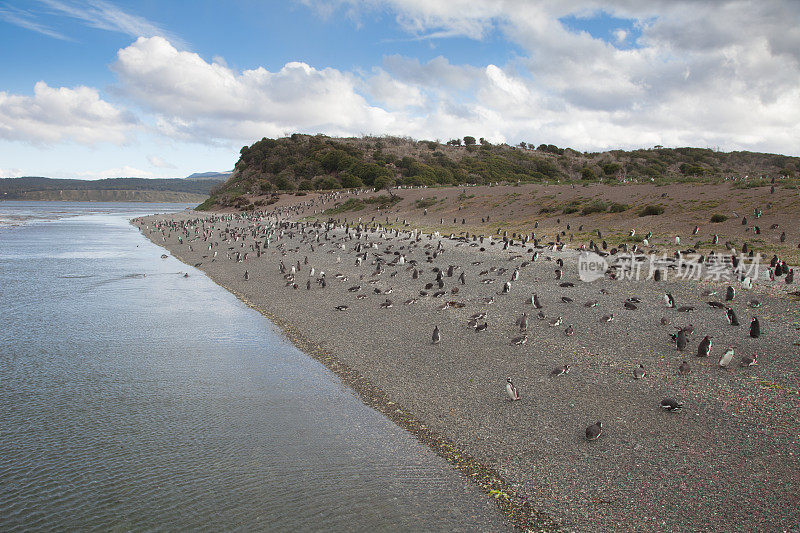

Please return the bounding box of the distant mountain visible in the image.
[0,176,227,202]
[185,171,232,181]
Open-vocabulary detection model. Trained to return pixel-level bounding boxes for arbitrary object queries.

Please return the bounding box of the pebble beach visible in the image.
[134,191,800,532]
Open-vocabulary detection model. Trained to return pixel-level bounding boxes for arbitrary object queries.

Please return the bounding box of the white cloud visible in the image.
[0,4,71,40]
[112,36,398,143]
[77,165,154,179]
[147,155,177,169]
[37,0,188,48]
[0,167,25,178]
[0,81,138,145]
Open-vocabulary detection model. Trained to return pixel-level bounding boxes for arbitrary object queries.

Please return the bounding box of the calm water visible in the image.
[0,202,505,532]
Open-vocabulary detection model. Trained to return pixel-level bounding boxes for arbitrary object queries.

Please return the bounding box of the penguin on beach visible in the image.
[506,378,520,401]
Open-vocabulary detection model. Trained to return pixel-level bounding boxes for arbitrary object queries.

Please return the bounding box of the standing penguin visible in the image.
[725,286,736,301]
[697,335,713,357]
[432,326,441,344]
[726,307,740,326]
[533,294,543,309]
[719,347,735,368]
[664,293,675,308]
[505,378,520,401]
[750,317,760,338]
[676,328,688,351]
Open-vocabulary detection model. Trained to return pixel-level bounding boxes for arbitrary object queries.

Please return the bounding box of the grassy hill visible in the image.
[201,134,799,210]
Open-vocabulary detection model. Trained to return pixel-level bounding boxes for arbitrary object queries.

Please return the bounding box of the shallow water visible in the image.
[0,202,505,532]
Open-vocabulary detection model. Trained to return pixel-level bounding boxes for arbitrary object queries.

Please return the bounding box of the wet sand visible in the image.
[134,196,800,532]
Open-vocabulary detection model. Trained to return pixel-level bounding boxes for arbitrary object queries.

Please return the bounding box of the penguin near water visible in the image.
[506,378,520,401]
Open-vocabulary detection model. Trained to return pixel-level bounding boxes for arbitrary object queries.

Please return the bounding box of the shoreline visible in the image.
[136,221,556,532]
[133,202,800,532]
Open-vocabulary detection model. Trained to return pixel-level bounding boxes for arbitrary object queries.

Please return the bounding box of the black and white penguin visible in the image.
[740,354,758,367]
[585,421,602,441]
[633,364,646,379]
[506,378,520,401]
[432,326,440,344]
[660,398,683,411]
[725,286,736,301]
[750,317,760,338]
[726,307,739,326]
[533,293,543,309]
[719,347,735,368]
[697,335,712,357]
[664,293,675,308]
[550,365,570,377]
[244,270,249,280]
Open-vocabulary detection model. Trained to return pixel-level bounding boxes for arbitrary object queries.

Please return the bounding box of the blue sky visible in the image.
[1,0,798,179]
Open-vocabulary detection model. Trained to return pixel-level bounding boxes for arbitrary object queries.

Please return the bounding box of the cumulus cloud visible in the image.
[0,81,138,145]
[293,0,800,154]
[112,36,400,143]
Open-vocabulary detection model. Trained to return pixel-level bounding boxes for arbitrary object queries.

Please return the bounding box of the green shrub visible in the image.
[710,213,727,223]
[581,200,609,215]
[609,202,628,213]
[638,205,664,217]
[415,197,438,209]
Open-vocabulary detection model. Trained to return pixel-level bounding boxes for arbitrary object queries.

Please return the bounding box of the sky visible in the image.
[1,0,799,180]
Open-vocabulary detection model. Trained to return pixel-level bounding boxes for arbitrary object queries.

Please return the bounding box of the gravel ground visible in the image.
[134,209,800,532]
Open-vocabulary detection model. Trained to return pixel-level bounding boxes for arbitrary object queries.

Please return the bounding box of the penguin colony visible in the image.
[133,189,799,531]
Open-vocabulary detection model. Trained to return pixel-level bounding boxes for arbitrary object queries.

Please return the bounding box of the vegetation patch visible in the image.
[710,213,728,223]
[415,197,439,209]
[639,205,665,217]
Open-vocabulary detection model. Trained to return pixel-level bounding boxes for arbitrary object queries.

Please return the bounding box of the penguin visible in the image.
[654,269,662,282]
[678,361,691,375]
[506,378,520,401]
[725,286,736,301]
[585,421,602,441]
[750,317,760,338]
[518,312,529,332]
[432,326,440,344]
[548,316,563,327]
[787,269,794,284]
[564,324,574,336]
[719,347,735,368]
[664,293,675,308]
[633,364,646,379]
[533,294,543,309]
[739,354,758,367]
[676,328,688,351]
[550,364,570,376]
[697,335,712,357]
[660,398,683,411]
[510,334,528,345]
[726,307,739,326]
[502,281,512,294]
[244,270,249,280]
